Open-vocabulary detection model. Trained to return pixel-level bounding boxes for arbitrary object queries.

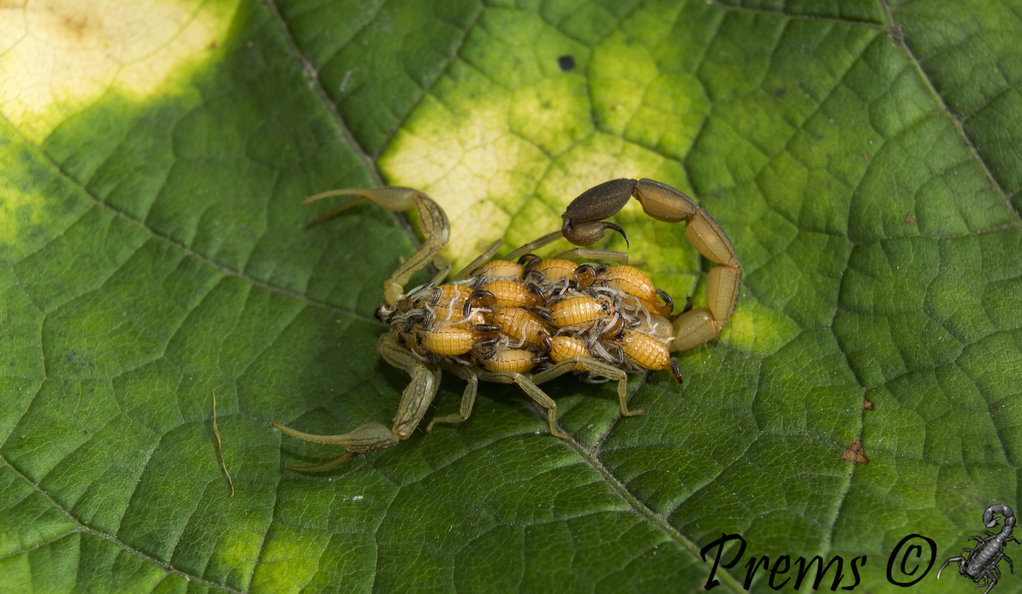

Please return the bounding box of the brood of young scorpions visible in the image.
[274,179,741,470]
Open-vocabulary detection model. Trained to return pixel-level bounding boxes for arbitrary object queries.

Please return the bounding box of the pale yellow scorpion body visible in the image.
[275,179,740,470]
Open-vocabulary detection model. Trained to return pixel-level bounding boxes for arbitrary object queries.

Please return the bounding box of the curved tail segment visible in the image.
[507,178,741,353]
[984,504,1017,536]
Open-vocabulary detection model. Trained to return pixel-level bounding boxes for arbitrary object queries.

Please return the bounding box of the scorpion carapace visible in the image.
[938,504,1019,594]
[274,179,741,470]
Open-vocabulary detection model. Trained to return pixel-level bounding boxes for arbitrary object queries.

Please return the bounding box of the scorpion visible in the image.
[938,504,1019,594]
[273,178,741,470]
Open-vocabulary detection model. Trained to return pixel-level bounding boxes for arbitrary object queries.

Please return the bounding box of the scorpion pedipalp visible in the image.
[302,186,451,305]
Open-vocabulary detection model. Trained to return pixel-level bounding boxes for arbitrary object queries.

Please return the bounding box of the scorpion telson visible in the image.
[938,504,1019,594]
[274,179,741,470]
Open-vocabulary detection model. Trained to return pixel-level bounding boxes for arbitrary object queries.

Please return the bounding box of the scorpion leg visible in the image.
[504,230,578,263]
[983,570,997,594]
[303,186,451,305]
[531,357,642,417]
[471,368,569,439]
[426,370,479,431]
[452,239,504,281]
[551,247,634,264]
[511,376,570,440]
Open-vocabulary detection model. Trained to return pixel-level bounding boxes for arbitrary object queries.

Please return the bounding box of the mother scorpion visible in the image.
[274,178,741,470]
[938,504,1019,593]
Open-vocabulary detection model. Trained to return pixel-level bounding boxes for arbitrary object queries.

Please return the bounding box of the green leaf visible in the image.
[2,0,1020,592]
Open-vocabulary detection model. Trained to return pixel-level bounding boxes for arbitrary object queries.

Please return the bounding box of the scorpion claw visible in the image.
[604,222,630,248]
[559,179,636,247]
[284,451,359,472]
[274,421,400,471]
[560,218,630,248]
[937,558,952,580]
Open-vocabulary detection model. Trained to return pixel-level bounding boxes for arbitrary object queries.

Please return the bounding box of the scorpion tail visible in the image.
[983,504,1016,532]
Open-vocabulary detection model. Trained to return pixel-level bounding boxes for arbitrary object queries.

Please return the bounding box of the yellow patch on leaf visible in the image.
[0,0,231,142]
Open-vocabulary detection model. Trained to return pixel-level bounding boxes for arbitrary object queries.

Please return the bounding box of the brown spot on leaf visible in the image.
[905,214,915,224]
[58,12,92,43]
[863,398,873,410]
[841,439,869,464]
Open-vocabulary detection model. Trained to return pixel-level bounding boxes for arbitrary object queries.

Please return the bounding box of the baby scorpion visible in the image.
[938,504,1019,594]
[273,178,741,470]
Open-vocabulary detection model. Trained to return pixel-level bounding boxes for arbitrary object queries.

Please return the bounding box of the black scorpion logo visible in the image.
[938,504,1019,593]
